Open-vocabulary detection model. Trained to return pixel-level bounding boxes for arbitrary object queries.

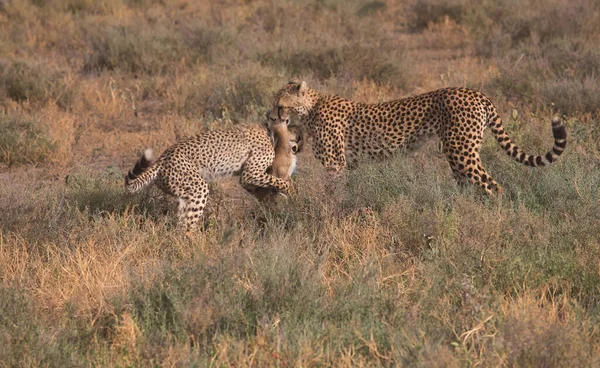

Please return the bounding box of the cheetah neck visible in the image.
[296,89,321,120]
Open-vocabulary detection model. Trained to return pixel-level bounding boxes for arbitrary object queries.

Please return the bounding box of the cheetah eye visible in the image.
[291,143,298,154]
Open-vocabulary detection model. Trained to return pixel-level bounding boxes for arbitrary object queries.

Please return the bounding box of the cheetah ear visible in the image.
[298,81,307,95]
[288,77,300,84]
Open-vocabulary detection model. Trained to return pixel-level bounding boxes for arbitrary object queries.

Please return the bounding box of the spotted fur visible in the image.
[271,79,567,195]
[125,124,293,231]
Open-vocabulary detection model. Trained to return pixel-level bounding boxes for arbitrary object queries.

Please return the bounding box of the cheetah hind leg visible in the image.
[446,150,503,197]
[444,145,469,187]
[472,158,503,197]
[176,176,210,235]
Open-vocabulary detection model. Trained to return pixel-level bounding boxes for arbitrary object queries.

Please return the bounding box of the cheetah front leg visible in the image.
[313,125,347,176]
[240,153,294,196]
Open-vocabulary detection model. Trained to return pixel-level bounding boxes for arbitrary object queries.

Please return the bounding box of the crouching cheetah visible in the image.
[270,79,567,195]
[125,124,293,231]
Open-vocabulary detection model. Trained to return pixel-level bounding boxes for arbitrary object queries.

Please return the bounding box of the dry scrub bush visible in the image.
[82,22,189,76]
[489,38,600,115]
[165,63,280,122]
[260,44,409,90]
[497,291,599,366]
[410,0,467,30]
[0,60,77,109]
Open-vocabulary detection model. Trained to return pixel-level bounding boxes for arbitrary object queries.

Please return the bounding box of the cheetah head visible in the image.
[272,78,314,117]
[265,106,291,128]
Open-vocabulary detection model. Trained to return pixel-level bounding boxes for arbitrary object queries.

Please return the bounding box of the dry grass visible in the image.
[0,0,599,366]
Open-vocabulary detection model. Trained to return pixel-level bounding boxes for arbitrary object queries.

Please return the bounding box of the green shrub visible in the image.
[468,0,600,56]
[34,0,165,15]
[0,60,75,108]
[489,39,600,115]
[344,155,465,213]
[65,167,169,220]
[83,23,187,76]
[407,0,600,58]
[0,287,79,366]
[260,45,408,89]
[171,65,278,121]
[131,281,188,346]
[410,0,466,30]
[180,22,233,65]
[356,1,387,17]
[499,303,597,367]
[0,113,55,167]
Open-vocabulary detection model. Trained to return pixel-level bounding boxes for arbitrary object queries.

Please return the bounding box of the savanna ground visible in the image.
[0,0,599,366]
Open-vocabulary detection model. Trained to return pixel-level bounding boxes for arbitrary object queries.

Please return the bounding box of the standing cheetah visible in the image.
[125,124,293,231]
[270,79,567,195]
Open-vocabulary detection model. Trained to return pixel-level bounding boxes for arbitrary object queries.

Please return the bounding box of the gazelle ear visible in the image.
[296,136,304,153]
[298,81,307,94]
[288,126,304,153]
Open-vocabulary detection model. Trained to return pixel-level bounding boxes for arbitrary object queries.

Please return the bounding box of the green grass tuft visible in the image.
[0,112,55,167]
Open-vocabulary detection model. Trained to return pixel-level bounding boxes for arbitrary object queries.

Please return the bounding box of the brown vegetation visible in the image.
[1,0,599,366]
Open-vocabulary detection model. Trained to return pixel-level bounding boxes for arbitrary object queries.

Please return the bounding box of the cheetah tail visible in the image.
[125,149,159,193]
[490,115,567,167]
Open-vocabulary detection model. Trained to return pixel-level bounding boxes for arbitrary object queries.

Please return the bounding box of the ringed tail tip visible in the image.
[143,148,153,161]
[125,148,155,191]
[551,116,561,126]
[551,116,567,141]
